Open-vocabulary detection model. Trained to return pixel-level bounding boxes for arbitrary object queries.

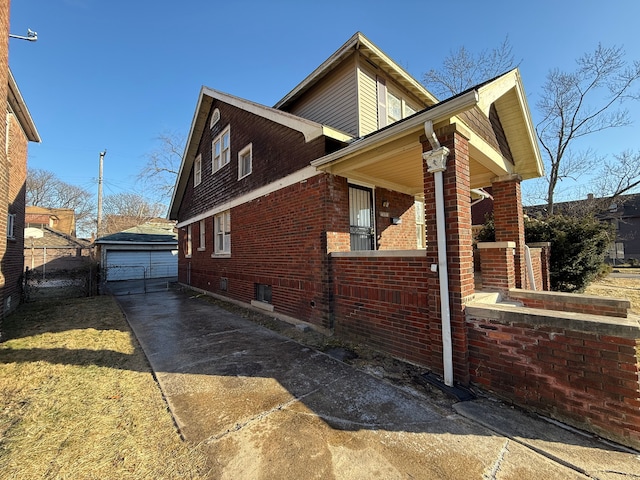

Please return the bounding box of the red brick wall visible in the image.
[331,253,431,366]
[375,188,418,250]
[0,0,19,319]
[508,289,631,318]
[477,242,515,292]
[180,173,335,329]
[492,176,525,288]
[4,113,28,314]
[467,310,640,449]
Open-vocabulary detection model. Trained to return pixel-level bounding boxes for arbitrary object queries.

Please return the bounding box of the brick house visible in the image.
[170,30,546,368]
[170,33,640,448]
[0,0,41,319]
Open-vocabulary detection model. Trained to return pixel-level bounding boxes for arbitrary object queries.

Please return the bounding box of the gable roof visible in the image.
[25,226,90,249]
[96,223,177,245]
[274,32,438,111]
[168,87,352,219]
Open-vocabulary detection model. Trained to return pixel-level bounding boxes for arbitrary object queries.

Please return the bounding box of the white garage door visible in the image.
[105,250,178,281]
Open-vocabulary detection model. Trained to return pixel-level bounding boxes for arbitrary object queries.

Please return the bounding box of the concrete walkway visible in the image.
[116,288,640,479]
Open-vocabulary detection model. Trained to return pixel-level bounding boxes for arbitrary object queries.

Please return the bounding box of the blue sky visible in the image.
[9,0,640,207]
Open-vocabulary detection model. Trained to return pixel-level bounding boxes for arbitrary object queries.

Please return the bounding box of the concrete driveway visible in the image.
[116,287,640,479]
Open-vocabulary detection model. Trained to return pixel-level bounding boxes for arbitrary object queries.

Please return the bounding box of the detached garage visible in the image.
[96,223,178,282]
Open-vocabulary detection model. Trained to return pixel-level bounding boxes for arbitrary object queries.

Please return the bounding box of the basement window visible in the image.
[255,283,272,304]
[252,283,273,312]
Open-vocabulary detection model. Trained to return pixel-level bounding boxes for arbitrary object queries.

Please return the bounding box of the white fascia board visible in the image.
[169,87,212,219]
[8,69,40,143]
[176,165,320,228]
[203,87,325,142]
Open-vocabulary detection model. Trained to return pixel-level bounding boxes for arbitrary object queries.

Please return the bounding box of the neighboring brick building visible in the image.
[0,0,41,320]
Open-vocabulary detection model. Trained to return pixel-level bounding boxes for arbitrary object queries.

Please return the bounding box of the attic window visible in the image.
[210,108,220,129]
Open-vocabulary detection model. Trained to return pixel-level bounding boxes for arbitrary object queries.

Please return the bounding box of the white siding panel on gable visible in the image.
[288,58,358,136]
[358,62,378,136]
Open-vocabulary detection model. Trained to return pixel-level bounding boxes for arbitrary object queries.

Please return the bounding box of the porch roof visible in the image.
[311,69,543,195]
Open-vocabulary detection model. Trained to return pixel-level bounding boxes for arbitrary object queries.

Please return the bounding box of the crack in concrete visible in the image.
[483,439,509,480]
[203,374,350,444]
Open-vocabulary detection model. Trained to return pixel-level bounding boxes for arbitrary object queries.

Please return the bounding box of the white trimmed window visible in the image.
[6,213,15,239]
[212,126,231,173]
[186,224,192,257]
[415,198,425,249]
[194,154,202,186]
[210,108,220,129]
[214,210,231,255]
[384,87,420,127]
[238,143,252,179]
[198,219,206,250]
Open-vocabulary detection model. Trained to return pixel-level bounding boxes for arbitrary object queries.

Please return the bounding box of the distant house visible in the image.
[25,206,77,237]
[1,51,41,317]
[95,220,178,281]
[525,194,640,263]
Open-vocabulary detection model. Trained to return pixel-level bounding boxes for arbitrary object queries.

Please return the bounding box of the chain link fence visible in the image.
[102,263,178,296]
[23,263,100,302]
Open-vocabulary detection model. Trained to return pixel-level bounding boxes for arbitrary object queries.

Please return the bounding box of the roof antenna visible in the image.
[9,28,37,42]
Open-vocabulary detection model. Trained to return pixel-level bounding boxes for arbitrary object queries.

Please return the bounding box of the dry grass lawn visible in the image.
[0,296,211,479]
[584,273,640,314]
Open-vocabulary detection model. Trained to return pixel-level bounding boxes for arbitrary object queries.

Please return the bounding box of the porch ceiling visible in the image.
[317,122,512,195]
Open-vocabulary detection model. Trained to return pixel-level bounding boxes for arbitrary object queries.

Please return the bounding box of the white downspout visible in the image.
[524,244,536,291]
[423,120,454,387]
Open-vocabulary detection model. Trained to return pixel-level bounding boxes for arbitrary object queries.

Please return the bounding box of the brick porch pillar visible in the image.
[477,242,516,292]
[422,124,474,386]
[492,174,526,288]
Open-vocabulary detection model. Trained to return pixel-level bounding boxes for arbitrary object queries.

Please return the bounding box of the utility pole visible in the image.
[97,149,107,237]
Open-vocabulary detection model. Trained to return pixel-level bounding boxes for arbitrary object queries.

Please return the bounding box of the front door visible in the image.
[349,185,375,251]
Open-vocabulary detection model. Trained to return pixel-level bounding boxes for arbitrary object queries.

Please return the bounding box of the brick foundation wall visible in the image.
[466,304,640,449]
[331,252,431,366]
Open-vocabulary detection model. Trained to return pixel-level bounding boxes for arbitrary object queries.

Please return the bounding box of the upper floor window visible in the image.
[382,85,420,128]
[194,154,202,186]
[214,210,231,255]
[210,108,220,129]
[238,143,252,180]
[213,126,230,173]
[198,219,206,250]
[387,92,402,124]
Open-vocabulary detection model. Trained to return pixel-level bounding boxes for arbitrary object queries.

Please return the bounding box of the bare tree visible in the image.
[137,131,184,203]
[593,150,640,199]
[26,168,95,236]
[102,192,166,235]
[422,36,516,98]
[536,44,640,215]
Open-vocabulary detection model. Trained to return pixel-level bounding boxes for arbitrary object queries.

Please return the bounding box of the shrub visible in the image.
[476,214,612,293]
